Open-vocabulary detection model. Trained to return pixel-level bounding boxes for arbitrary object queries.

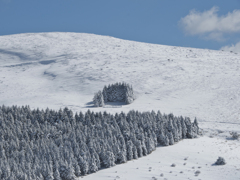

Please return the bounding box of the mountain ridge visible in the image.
[0,32,239,124]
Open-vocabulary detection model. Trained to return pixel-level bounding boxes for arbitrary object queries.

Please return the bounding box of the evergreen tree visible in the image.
[176,117,182,140]
[172,118,179,142]
[73,163,81,177]
[135,140,143,158]
[185,117,193,138]
[117,151,127,163]
[78,156,88,175]
[146,137,156,154]
[167,131,174,145]
[92,152,101,170]
[161,129,169,146]
[59,164,76,180]
[141,140,148,156]
[102,86,108,102]
[101,151,115,168]
[126,141,133,160]
[193,117,199,135]
[53,169,61,180]
[181,117,187,139]
[93,91,104,107]
[88,157,98,173]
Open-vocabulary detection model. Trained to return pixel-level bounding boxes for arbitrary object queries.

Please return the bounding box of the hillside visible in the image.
[0,32,240,179]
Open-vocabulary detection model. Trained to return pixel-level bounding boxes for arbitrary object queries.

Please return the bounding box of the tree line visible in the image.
[0,105,199,180]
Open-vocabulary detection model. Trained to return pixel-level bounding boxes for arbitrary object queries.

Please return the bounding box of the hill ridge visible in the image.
[0,32,239,124]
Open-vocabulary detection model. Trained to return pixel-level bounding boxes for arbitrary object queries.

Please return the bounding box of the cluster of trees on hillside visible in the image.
[93,82,135,107]
[0,105,199,180]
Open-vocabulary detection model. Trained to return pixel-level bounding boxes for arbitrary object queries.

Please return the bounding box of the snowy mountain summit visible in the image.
[0,32,240,180]
[0,32,239,123]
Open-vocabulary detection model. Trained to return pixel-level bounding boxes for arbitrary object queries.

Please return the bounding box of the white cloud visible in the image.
[179,7,240,41]
[221,41,240,53]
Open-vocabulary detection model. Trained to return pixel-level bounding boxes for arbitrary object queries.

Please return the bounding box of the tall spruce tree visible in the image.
[93,91,104,107]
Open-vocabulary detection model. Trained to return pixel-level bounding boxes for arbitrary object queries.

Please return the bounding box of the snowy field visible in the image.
[0,32,240,179]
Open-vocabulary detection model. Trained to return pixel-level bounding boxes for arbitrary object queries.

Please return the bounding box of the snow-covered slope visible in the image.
[0,32,240,179]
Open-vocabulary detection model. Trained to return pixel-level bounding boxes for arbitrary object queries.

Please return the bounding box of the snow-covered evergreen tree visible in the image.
[141,140,148,156]
[117,151,127,163]
[53,168,61,180]
[181,116,187,139]
[78,156,89,175]
[193,117,199,136]
[73,163,81,177]
[126,141,133,160]
[88,157,98,173]
[93,91,104,107]
[59,164,76,180]
[146,137,155,154]
[102,86,108,102]
[185,117,194,138]
[101,151,115,168]
[167,131,174,145]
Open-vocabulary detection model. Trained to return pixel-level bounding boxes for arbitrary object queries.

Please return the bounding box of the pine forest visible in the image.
[0,105,199,180]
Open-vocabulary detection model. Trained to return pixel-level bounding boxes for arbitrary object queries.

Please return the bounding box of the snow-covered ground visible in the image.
[0,32,240,179]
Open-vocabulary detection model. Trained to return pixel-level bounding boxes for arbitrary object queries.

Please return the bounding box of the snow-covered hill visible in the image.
[0,32,240,179]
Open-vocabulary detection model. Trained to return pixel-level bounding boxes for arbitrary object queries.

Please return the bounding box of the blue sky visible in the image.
[0,0,240,52]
